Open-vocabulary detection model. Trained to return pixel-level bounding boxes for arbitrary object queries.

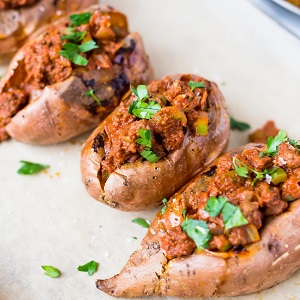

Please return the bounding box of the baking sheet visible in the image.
[1,0,300,299]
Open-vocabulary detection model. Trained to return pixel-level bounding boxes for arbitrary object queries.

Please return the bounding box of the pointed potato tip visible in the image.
[96,278,116,296]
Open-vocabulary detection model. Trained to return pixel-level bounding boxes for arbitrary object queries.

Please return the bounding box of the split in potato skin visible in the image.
[81,73,230,211]
[96,142,300,298]
[0,6,152,144]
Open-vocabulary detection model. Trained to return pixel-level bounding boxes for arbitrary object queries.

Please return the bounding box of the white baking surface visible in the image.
[1,0,300,299]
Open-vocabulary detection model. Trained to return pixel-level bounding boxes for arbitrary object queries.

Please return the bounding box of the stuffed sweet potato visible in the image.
[0,0,97,58]
[0,5,152,144]
[96,132,300,297]
[81,74,230,211]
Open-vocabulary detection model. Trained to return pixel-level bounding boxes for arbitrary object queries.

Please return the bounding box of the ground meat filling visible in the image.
[161,142,300,259]
[0,9,131,142]
[99,76,210,175]
[0,0,38,10]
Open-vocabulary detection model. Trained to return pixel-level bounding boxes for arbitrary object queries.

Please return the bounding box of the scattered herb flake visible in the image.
[41,266,61,278]
[136,129,152,148]
[132,217,150,228]
[182,217,212,249]
[232,157,249,178]
[188,81,206,92]
[222,203,248,231]
[259,130,288,157]
[230,116,251,131]
[61,28,86,42]
[128,100,161,119]
[160,198,168,215]
[78,40,99,53]
[130,84,149,101]
[70,12,92,27]
[204,196,227,217]
[140,149,160,163]
[77,260,98,276]
[85,89,100,105]
[17,161,49,175]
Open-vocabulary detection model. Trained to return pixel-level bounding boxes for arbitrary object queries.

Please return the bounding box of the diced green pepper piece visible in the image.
[271,168,287,185]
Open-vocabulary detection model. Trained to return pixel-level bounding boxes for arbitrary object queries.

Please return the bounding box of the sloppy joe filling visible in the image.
[0,9,133,142]
[97,75,211,176]
[159,136,300,259]
[0,0,38,10]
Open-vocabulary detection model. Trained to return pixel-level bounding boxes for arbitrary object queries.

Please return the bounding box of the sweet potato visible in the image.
[81,74,230,211]
[96,143,300,297]
[0,0,97,58]
[0,5,152,144]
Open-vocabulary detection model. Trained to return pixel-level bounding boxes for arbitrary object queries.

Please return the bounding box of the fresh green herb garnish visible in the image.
[136,129,152,148]
[204,196,227,217]
[130,84,149,101]
[41,266,61,278]
[204,196,248,231]
[160,198,168,215]
[70,12,92,27]
[182,217,212,249]
[61,28,86,42]
[85,89,100,105]
[230,116,251,131]
[188,81,206,92]
[233,157,276,186]
[133,236,138,240]
[17,161,49,175]
[132,217,150,228]
[60,41,98,66]
[77,260,98,276]
[182,208,187,217]
[128,84,161,119]
[128,100,161,119]
[259,130,287,157]
[136,129,160,163]
[288,138,300,152]
[140,149,160,163]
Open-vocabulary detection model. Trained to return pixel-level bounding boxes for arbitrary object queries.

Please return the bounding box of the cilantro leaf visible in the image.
[230,116,251,131]
[60,44,88,66]
[77,260,98,276]
[85,89,100,105]
[41,266,61,278]
[160,198,168,215]
[78,40,99,53]
[17,161,49,175]
[128,100,161,119]
[259,129,288,157]
[204,196,227,217]
[288,138,300,152]
[70,12,92,27]
[61,28,86,42]
[222,203,248,230]
[140,149,160,163]
[182,217,212,249]
[188,81,206,92]
[132,217,150,228]
[232,157,248,178]
[136,129,152,148]
[130,84,149,101]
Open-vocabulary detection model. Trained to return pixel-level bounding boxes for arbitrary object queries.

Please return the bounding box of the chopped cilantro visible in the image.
[136,129,152,148]
[188,81,206,92]
[132,217,150,228]
[70,12,92,27]
[85,89,100,105]
[17,161,49,175]
[140,149,160,163]
[230,116,250,131]
[160,198,168,215]
[259,130,288,157]
[41,266,61,278]
[204,196,248,231]
[182,217,212,249]
[77,260,98,276]
[61,28,86,42]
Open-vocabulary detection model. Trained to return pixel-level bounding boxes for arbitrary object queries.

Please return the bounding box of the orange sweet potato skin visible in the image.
[1,6,153,144]
[80,74,230,211]
[96,144,300,298]
[0,0,98,58]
